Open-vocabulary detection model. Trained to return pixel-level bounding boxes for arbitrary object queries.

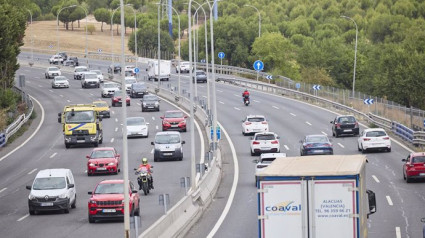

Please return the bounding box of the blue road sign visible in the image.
[313,85,321,90]
[266,75,273,80]
[423,119,425,127]
[133,67,140,74]
[253,60,264,71]
[218,52,225,59]
[295,83,301,89]
[97,48,102,53]
[363,98,374,105]
[200,59,206,63]
[211,126,221,140]
[48,45,53,48]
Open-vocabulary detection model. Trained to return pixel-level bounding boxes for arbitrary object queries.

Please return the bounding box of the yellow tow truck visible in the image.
[58,104,103,148]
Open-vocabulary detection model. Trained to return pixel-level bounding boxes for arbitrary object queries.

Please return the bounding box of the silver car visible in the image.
[51,76,69,89]
[101,82,121,98]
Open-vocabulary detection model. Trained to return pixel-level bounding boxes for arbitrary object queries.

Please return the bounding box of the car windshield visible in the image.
[94,183,123,194]
[196,71,205,75]
[65,110,95,123]
[247,117,265,122]
[165,111,184,118]
[104,83,119,89]
[182,62,190,66]
[114,90,125,97]
[49,67,59,71]
[365,131,387,137]
[84,73,97,79]
[132,83,146,89]
[413,156,425,163]
[260,158,275,164]
[144,95,158,101]
[33,177,66,190]
[127,117,145,126]
[155,134,180,144]
[338,116,356,123]
[256,134,276,140]
[55,76,67,81]
[75,67,88,72]
[306,136,329,143]
[91,70,101,75]
[91,150,115,158]
[125,79,136,84]
[93,102,108,107]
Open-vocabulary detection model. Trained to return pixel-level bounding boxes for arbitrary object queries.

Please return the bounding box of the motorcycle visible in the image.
[244,96,250,106]
[134,167,152,196]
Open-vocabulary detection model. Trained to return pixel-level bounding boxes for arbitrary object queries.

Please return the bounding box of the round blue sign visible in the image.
[133,67,140,74]
[253,60,264,71]
[218,52,225,59]
[295,83,301,89]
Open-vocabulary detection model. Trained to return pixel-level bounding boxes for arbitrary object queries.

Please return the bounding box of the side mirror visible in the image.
[146,122,150,125]
[421,218,425,223]
[276,136,280,139]
[88,191,92,195]
[116,154,120,158]
[151,142,154,145]
[145,69,148,71]
[160,116,164,119]
[86,155,90,159]
[131,190,138,194]
[330,121,333,124]
[181,141,186,144]
[68,184,75,189]
[184,115,188,118]
[401,159,407,162]
[252,159,259,164]
[366,190,376,219]
[26,185,32,190]
[299,140,303,143]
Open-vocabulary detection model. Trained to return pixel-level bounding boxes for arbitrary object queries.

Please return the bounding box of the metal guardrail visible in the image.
[0,87,34,147]
[392,122,413,143]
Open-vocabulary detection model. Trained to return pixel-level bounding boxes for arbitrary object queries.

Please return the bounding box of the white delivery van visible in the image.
[147,60,171,81]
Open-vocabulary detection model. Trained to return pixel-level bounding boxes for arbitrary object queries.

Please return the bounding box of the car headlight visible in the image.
[155,102,159,106]
[89,200,96,204]
[89,163,95,166]
[29,194,36,200]
[108,162,115,166]
[59,193,68,199]
[180,120,186,124]
[143,102,147,106]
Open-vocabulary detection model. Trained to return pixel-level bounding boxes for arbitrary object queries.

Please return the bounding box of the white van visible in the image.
[151,131,185,162]
[147,60,171,81]
[26,168,77,215]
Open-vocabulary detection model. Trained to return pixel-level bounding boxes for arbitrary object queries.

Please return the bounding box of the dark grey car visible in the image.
[330,115,359,137]
[130,82,148,98]
[141,94,160,112]
[193,70,207,83]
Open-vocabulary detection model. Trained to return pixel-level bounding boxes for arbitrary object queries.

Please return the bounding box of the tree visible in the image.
[86,24,95,34]
[128,25,175,56]
[87,0,108,13]
[94,8,110,32]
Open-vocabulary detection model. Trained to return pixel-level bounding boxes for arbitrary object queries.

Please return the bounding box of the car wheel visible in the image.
[29,208,35,215]
[242,131,245,136]
[361,145,366,154]
[88,214,95,223]
[71,195,77,209]
[112,102,115,107]
[93,142,98,147]
[64,201,70,214]
[183,128,187,132]
[99,137,103,144]
[251,150,255,156]
[154,156,158,162]
[179,157,183,161]
[335,132,339,138]
[127,103,130,106]
[141,107,144,112]
[162,126,166,131]
[387,147,391,152]
[157,107,160,111]
[406,176,412,183]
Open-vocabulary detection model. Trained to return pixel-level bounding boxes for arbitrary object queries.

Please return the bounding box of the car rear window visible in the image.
[256,134,275,140]
[306,136,329,143]
[261,158,275,163]
[412,156,425,163]
[365,131,387,137]
[248,117,265,122]
[338,116,356,123]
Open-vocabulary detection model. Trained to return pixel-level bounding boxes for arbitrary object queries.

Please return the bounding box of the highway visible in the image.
[5,52,425,238]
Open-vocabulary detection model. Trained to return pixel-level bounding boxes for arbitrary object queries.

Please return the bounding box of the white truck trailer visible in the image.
[147,60,171,81]
[256,155,376,238]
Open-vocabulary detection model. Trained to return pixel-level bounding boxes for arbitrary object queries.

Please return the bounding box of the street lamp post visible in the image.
[157,2,161,90]
[25,9,34,65]
[127,5,137,70]
[57,5,77,54]
[188,0,196,192]
[244,4,261,37]
[341,15,358,97]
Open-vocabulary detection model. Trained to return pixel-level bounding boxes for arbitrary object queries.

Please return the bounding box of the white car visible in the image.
[242,115,269,135]
[254,153,286,183]
[101,82,121,98]
[124,77,137,93]
[51,76,69,89]
[74,66,88,80]
[357,128,391,153]
[49,55,63,64]
[81,72,100,88]
[90,70,104,83]
[250,132,280,156]
[45,66,61,79]
[126,117,149,138]
[176,61,192,73]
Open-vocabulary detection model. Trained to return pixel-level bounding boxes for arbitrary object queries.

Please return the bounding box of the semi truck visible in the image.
[256,155,376,238]
[147,60,171,81]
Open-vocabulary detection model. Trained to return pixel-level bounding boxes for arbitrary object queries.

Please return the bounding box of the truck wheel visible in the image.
[99,137,103,144]
[65,143,70,149]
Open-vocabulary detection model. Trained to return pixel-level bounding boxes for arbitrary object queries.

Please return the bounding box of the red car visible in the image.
[111,90,130,107]
[402,152,425,183]
[161,110,187,132]
[88,180,140,223]
[87,147,120,176]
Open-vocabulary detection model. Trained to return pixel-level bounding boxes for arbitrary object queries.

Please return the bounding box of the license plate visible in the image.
[41,202,53,207]
[420,173,425,176]
[131,132,138,135]
[315,150,324,153]
[97,167,107,170]
[148,107,154,108]
[171,125,178,127]
[77,140,85,143]
[344,129,352,132]
[164,153,173,156]
[103,209,116,213]
[261,147,271,150]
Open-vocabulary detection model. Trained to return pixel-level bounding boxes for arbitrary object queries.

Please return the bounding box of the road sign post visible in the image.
[295,83,301,91]
[266,75,273,84]
[312,85,321,97]
[218,52,225,75]
[253,60,264,81]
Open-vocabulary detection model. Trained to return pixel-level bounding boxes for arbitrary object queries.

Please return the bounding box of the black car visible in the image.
[330,115,359,137]
[108,64,122,74]
[130,82,148,98]
[141,94,160,112]
[300,135,334,156]
[58,52,68,61]
[64,57,79,66]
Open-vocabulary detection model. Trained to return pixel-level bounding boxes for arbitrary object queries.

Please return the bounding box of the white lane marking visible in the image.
[253,100,260,103]
[372,175,380,183]
[152,117,155,120]
[217,90,223,93]
[0,188,7,194]
[156,125,159,130]
[150,148,154,154]
[284,145,290,150]
[219,101,224,104]
[203,96,207,98]
[110,138,114,143]
[395,227,401,238]
[79,89,83,91]
[49,90,53,93]
[49,152,57,158]
[207,122,239,237]
[89,93,94,96]
[305,121,312,126]
[321,131,328,136]
[59,95,63,97]
[290,113,296,117]
[66,99,71,102]
[234,107,241,111]
[34,77,40,79]
[137,103,141,106]
[233,94,239,97]
[272,106,279,109]
[115,118,118,122]
[115,127,118,132]
[386,196,393,206]
[28,168,37,175]
[337,143,345,148]
[0,96,45,163]
[17,214,29,222]
[111,111,115,114]
[38,85,42,87]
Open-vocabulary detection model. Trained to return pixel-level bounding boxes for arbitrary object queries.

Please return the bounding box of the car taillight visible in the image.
[336,123,341,129]
[323,143,332,147]
[262,121,268,124]
[253,141,260,145]
[271,140,279,144]
[383,137,390,140]
[305,144,313,148]
[363,138,371,141]
[354,122,359,128]
[245,122,252,125]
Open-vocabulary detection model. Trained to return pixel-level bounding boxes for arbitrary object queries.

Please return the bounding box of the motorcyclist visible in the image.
[136,158,154,190]
[242,89,250,102]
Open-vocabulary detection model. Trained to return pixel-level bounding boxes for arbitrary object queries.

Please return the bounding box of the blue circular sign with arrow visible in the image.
[253,60,264,71]
[218,52,225,59]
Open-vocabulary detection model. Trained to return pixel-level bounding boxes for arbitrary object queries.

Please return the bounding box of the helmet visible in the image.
[142,158,148,165]
[244,89,248,92]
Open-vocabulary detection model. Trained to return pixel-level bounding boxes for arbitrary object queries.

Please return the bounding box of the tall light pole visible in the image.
[25,9,34,65]
[56,5,77,54]
[77,5,89,65]
[127,5,137,70]
[341,15,358,97]
[157,2,161,90]
[157,3,181,96]
[188,0,196,192]
[244,4,261,37]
